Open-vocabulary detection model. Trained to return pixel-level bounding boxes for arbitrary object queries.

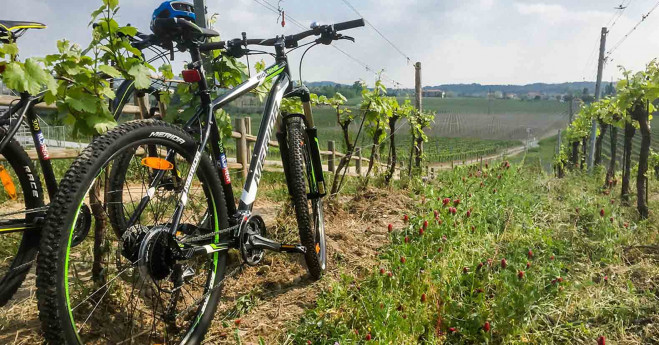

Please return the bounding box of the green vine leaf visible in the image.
[127,63,152,89]
[98,64,121,78]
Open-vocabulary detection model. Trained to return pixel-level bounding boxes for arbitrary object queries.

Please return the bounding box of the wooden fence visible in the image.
[231,117,369,178]
[0,95,433,178]
[0,94,369,175]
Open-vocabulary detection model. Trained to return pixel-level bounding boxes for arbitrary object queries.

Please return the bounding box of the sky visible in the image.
[4,0,659,88]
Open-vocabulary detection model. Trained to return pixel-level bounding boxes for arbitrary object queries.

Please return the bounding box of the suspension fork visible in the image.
[282,87,326,197]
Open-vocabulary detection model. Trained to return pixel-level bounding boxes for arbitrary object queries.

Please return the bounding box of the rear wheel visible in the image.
[0,137,44,306]
[284,116,326,279]
[36,120,229,344]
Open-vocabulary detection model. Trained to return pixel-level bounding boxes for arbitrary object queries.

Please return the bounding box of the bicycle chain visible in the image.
[178,224,240,244]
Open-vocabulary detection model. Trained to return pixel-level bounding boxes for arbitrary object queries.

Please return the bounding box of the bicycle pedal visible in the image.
[279,243,307,254]
[248,235,306,254]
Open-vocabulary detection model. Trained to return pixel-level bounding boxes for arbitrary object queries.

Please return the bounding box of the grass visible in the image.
[513,135,560,172]
[285,161,658,343]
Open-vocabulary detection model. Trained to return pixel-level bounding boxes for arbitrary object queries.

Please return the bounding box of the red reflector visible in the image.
[182,69,201,83]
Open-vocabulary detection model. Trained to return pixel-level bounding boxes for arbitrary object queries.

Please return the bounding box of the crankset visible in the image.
[238,214,267,266]
[238,214,306,267]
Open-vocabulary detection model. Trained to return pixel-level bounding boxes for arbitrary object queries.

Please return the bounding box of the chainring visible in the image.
[239,214,266,266]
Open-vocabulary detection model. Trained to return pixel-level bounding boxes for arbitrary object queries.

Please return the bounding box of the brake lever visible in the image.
[339,35,355,43]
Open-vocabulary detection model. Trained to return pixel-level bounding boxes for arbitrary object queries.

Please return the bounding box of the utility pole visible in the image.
[414,62,423,168]
[193,0,207,28]
[587,27,607,171]
[414,62,422,112]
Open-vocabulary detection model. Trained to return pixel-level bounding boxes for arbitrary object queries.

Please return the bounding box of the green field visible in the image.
[222,97,569,165]
[420,97,567,115]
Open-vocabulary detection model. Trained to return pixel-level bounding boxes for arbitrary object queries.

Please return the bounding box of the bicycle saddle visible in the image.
[0,20,46,43]
[151,17,219,40]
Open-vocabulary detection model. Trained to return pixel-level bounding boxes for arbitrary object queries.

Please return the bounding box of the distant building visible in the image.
[503,92,517,99]
[422,89,446,98]
[526,92,543,100]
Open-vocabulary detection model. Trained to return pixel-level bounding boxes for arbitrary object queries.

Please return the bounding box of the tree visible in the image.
[593,101,608,167]
[384,98,413,184]
[324,92,357,195]
[562,103,591,170]
[410,109,435,171]
[361,78,392,187]
[615,61,659,217]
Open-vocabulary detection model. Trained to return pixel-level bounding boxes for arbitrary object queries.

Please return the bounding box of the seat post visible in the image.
[188,46,211,106]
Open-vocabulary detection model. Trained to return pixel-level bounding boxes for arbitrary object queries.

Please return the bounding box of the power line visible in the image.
[250,0,407,87]
[606,0,659,60]
[606,0,633,28]
[337,0,412,64]
[582,0,633,80]
[581,38,601,81]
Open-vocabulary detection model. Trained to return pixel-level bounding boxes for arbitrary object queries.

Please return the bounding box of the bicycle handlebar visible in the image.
[198,18,365,52]
[333,18,366,32]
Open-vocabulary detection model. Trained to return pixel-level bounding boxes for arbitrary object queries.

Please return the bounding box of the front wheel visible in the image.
[284,116,326,279]
[36,120,229,344]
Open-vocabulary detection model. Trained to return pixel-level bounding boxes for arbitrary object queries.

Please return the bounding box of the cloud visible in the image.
[514,2,609,25]
[4,0,658,86]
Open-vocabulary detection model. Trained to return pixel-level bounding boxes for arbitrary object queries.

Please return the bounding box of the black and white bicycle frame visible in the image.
[0,92,58,233]
[153,42,326,249]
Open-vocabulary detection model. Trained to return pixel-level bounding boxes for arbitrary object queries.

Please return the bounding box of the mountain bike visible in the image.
[36,16,365,344]
[0,21,170,307]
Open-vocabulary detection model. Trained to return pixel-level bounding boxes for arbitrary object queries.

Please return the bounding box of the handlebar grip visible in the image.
[333,18,365,31]
[199,41,226,52]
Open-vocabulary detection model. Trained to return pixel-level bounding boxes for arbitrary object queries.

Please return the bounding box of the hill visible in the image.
[426,82,599,97]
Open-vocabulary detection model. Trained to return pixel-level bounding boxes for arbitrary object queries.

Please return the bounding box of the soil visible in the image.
[0,187,414,344]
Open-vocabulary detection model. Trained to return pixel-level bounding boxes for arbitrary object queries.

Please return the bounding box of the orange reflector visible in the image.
[0,165,17,200]
[141,157,174,171]
[315,243,320,254]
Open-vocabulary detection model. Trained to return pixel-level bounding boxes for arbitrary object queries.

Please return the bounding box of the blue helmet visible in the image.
[151,1,196,28]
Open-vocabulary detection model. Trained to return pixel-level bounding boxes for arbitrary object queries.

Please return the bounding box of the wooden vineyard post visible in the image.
[328,140,336,173]
[355,148,362,175]
[587,27,608,170]
[136,94,149,120]
[414,61,423,169]
[158,99,167,120]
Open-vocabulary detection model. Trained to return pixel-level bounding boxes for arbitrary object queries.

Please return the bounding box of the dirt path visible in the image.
[0,189,414,344]
[429,145,526,170]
